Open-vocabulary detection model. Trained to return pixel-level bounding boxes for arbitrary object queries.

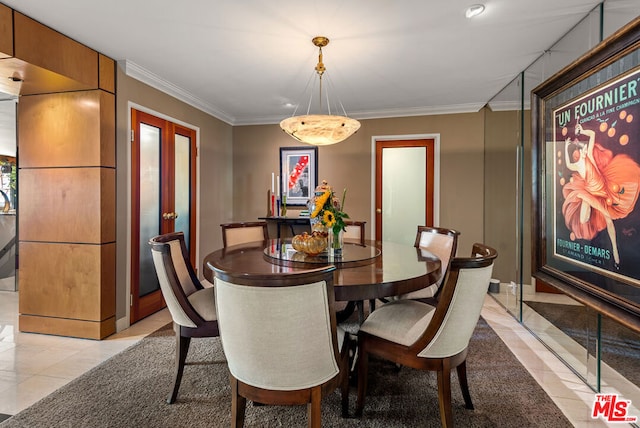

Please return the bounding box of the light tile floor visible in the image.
[0,290,171,417]
[0,290,637,427]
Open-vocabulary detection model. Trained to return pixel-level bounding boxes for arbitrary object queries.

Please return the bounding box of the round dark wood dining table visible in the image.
[203,239,441,303]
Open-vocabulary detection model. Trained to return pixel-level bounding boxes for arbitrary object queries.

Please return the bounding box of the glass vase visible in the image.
[329,229,343,257]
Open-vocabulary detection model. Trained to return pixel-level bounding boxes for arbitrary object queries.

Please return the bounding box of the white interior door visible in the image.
[375,138,436,243]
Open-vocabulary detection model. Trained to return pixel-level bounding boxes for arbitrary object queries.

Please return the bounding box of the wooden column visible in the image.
[8,10,117,339]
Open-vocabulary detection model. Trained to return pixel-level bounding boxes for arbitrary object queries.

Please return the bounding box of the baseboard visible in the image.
[115,315,130,333]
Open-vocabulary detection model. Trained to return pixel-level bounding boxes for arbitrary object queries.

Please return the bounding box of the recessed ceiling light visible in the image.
[465,4,485,19]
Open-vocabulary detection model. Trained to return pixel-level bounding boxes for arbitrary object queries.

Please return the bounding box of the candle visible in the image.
[276,175,280,197]
[271,172,275,193]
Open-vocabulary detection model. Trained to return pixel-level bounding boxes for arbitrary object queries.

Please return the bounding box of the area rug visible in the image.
[526,301,640,387]
[0,318,571,427]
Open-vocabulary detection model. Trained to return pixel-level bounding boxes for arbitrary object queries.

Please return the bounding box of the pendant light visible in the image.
[280,36,360,146]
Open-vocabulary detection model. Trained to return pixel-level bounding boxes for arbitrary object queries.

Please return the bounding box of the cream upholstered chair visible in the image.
[149,232,219,404]
[212,265,351,428]
[343,220,366,245]
[220,221,268,247]
[355,243,497,427]
[398,226,460,303]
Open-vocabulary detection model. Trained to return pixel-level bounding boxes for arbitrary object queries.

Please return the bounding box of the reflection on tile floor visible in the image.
[0,289,636,426]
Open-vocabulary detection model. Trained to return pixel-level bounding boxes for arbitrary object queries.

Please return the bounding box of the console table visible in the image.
[258,216,311,239]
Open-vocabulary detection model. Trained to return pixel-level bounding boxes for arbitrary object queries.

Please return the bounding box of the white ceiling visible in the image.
[0,0,633,126]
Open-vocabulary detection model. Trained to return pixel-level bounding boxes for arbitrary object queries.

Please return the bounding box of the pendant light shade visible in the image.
[280,114,361,146]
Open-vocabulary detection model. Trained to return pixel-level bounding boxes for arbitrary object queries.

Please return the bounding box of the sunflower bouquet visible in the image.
[311,186,349,248]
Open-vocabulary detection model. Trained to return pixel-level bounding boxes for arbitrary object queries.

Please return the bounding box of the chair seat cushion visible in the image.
[187,287,217,321]
[359,300,435,346]
[399,283,438,300]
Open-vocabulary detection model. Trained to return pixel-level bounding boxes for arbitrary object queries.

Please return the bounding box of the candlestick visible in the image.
[266,189,272,216]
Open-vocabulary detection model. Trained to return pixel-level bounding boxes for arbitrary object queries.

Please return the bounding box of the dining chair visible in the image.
[397,226,460,303]
[220,221,268,247]
[343,220,366,245]
[355,243,497,427]
[212,265,352,428]
[149,232,219,404]
[336,220,367,323]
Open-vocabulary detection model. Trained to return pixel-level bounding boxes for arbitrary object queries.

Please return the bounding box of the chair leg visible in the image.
[436,363,453,428]
[231,375,246,428]
[355,347,369,417]
[168,332,191,404]
[336,301,356,323]
[456,360,474,410]
[307,386,322,428]
[357,301,365,324]
[340,336,352,417]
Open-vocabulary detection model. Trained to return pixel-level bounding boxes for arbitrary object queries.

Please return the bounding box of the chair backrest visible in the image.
[149,232,204,328]
[413,243,497,359]
[343,220,366,245]
[213,266,340,391]
[413,226,460,288]
[220,221,268,248]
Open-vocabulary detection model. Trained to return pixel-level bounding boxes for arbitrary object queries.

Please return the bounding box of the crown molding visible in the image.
[120,60,526,125]
[233,102,488,126]
[119,60,235,125]
[351,103,487,120]
[487,100,531,111]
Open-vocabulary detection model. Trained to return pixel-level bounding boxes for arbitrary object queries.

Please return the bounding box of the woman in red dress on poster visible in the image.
[562,123,640,268]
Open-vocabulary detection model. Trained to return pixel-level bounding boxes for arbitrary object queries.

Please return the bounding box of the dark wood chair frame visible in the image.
[343,220,366,245]
[212,265,352,428]
[149,232,220,404]
[356,243,497,427]
[220,221,269,248]
[411,225,461,304]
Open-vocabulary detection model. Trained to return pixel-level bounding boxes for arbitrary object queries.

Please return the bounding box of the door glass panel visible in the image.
[138,123,161,297]
[174,134,190,248]
[382,147,426,245]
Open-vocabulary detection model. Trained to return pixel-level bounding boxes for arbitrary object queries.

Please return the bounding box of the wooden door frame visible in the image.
[173,123,199,263]
[124,103,200,329]
[371,134,440,240]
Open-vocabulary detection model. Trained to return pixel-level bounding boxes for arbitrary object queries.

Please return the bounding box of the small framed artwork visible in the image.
[279,146,318,206]
[531,17,640,322]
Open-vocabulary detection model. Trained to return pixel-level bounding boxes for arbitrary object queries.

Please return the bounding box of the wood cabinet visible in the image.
[0,4,12,58]
[5,5,117,339]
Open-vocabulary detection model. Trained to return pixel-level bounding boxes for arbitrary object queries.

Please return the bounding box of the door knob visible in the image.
[376,208,382,214]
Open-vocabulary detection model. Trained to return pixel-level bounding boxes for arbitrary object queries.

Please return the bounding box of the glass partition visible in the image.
[485,74,524,319]
[485,3,640,402]
[0,97,17,292]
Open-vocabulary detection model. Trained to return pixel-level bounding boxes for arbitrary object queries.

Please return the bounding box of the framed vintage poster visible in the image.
[532,17,640,322]
[279,146,318,206]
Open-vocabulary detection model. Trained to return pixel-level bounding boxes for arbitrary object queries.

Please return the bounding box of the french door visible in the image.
[130,109,197,323]
[375,139,435,244]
